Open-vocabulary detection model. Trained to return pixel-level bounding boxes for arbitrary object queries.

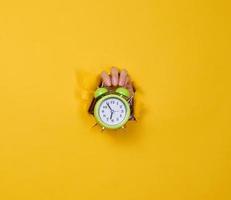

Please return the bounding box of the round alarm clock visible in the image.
[93,87,131,129]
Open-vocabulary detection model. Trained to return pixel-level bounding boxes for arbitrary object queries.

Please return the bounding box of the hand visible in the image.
[106,102,113,111]
[100,67,135,97]
[110,111,113,120]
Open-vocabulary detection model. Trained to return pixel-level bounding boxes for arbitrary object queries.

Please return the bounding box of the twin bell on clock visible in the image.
[93,86,131,130]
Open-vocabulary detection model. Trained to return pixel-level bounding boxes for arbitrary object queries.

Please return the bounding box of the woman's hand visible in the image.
[100,67,135,97]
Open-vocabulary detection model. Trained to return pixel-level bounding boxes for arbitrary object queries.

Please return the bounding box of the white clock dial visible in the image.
[98,97,127,126]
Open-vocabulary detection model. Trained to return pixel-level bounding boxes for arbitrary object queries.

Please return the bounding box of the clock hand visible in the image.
[110,111,113,120]
[106,103,113,111]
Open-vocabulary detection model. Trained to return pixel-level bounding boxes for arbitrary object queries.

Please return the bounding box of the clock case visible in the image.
[88,81,136,121]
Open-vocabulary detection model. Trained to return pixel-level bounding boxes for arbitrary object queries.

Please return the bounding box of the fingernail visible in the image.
[112,77,117,86]
[106,80,111,86]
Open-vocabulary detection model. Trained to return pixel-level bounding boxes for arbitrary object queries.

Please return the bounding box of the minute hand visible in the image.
[110,111,113,120]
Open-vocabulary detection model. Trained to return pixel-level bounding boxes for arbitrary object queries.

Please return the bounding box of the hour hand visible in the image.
[106,103,113,111]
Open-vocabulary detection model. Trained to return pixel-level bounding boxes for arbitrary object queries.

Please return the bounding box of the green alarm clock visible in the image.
[93,87,131,129]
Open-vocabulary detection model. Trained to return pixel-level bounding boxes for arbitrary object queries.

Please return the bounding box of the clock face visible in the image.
[98,97,127,126]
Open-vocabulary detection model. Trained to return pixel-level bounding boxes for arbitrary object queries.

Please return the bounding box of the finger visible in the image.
[110,67,119,86]
[101,71,111,86]
[119,69,128,86]
[124,76,130,86]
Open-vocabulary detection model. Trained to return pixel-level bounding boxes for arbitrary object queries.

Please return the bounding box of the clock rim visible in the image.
[94,94,130,129]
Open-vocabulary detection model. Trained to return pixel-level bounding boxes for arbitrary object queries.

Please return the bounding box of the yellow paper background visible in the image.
[0,0,230,199]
